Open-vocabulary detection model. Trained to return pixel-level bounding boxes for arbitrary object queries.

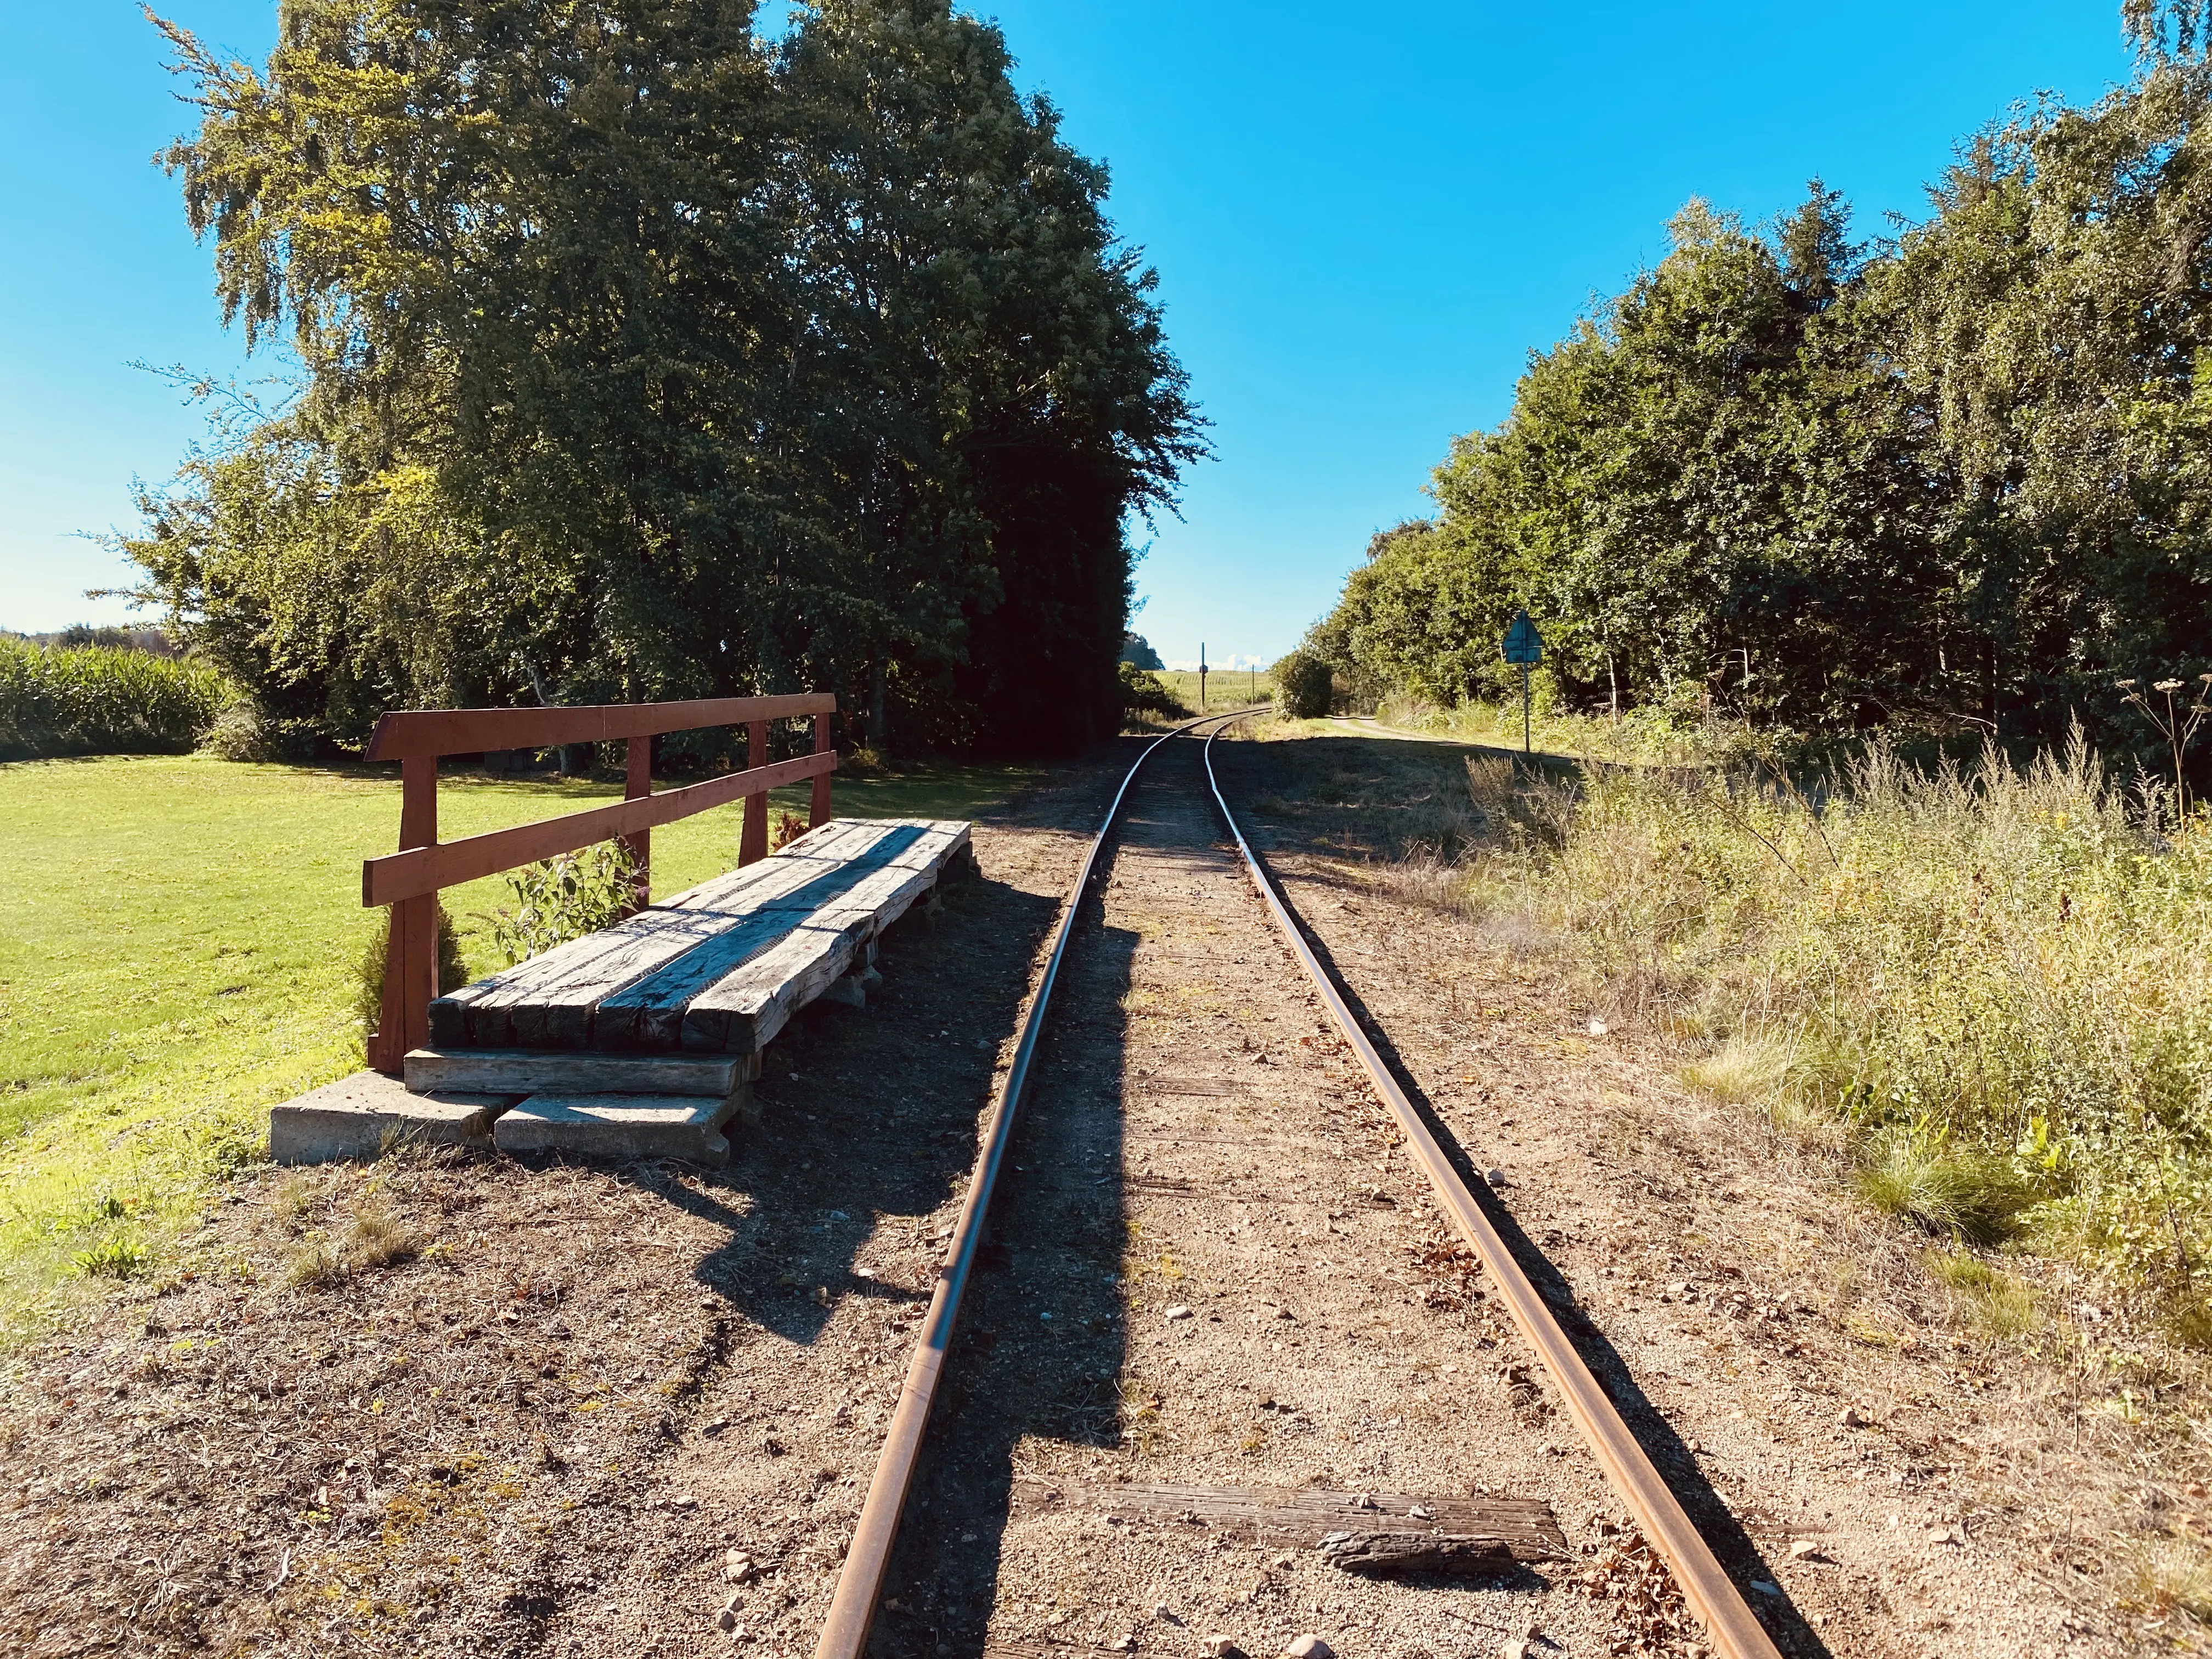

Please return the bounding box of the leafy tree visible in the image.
[127,0,1200,758]
[1297,39,2212,767]
[1120,632,1164,669]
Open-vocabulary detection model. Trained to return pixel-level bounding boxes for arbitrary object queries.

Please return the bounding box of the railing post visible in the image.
[619,734,652,912]
[372,754,439,1073]
[740,718,770,866]
[810,711,834,828]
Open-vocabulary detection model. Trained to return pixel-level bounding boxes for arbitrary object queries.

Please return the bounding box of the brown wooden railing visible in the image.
[361,694,838,1073]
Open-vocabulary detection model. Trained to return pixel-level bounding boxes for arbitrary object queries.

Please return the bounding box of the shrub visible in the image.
[1273,650,1334,719]
[477,842,641,967]
[1119,661,1188,719]
[353,899,471,1034]
[0,638,231,760]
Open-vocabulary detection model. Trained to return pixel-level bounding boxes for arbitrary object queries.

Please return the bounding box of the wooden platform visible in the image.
[429,817,973,1054]
[273,817,972,1165]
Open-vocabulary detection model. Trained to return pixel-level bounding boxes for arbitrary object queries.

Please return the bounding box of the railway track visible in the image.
[814,713,1788,1659]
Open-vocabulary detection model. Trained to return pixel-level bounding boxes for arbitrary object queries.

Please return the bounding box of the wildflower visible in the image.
[2155,679,2185,693]
[2117,679,2138,690]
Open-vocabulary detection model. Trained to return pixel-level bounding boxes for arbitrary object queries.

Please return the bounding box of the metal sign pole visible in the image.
[1500,609,1543,758]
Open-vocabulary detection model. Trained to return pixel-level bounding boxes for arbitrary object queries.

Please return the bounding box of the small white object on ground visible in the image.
[1206,1638,1240,1658]
[1165,1305,1194,1321]
[1587,1017,1608,1036]
[1283,1637,1334,1659]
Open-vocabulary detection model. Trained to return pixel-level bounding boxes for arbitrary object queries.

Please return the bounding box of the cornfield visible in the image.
[0,639,230,760]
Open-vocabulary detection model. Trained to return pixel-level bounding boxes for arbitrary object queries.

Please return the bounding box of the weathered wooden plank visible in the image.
[436,906,740,1048]
[569,825,951,1049]
[403,1047,755,1097]
[427,820,916,1047]
[659,818,921,913]
[431,819,967,1052]
[674,913,874,1052]
[1007,1480,1564,1560]
[672,826,970,1052]
[1317,1531,1522,1573]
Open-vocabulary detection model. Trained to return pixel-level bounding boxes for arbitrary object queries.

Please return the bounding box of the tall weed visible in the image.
[477,842,641,966]
[1446,731,2212,1331]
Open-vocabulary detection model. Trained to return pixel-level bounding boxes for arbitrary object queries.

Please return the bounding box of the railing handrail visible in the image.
[363,692,836,761]
[362,693,839,1074]
[361,750,833,907]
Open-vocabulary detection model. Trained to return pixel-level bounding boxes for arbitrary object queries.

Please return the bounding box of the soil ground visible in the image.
[0,728,2198,1659]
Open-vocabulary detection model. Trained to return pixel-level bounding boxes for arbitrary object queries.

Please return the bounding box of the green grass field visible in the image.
[1148,667,1273,712]
[0,753,1036,1339]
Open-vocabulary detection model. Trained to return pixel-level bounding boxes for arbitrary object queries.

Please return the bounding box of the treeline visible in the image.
[1299,8,2212,755]
[125,1,1200,761]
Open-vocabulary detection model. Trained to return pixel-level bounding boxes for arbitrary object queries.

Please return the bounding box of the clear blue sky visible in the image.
[1,3,2137,669]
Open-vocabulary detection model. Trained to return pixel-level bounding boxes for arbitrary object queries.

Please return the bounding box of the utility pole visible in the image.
[1199,642,1207,712]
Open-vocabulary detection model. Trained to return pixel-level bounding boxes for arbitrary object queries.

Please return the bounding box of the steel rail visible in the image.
[811,708,1257,1659]
[1200,719,1784,1659]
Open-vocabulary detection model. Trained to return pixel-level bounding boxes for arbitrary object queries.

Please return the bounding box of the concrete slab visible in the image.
[492,1092,740,1165]
[269,1071,517,1165]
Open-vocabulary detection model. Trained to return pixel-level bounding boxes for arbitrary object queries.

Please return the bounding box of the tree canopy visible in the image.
[126,0,1203,758]
[1301,19,2212,755]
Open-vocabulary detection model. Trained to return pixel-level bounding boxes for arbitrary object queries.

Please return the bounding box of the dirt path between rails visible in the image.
[872,731,1670,1659]
[1212,727,2201,1659]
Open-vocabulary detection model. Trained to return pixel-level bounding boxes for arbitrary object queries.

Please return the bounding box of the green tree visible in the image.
[129,0,1199,757]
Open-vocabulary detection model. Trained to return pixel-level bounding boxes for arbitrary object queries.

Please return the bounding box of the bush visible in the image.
[353,899,472,1034]
[1273,650,1334,719]
[1119,661,1189,719]
[477,843,641,967]
[0,638,231,760]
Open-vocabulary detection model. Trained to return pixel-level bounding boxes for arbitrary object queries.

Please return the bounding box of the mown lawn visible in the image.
[0,753,1036,1340]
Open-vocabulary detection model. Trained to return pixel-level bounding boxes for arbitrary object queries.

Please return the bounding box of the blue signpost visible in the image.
[1501,610,1543,754]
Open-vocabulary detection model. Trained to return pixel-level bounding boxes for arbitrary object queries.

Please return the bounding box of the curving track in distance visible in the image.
[813,712,1783,1659]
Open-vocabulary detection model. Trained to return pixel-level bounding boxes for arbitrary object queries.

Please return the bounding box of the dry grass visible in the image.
[283,1238,348,1290]
[347,1200,415,1269]
[2127,1539,2212,1623]
[1855,1127,2032,1247]
[1923,1249,2045,1340]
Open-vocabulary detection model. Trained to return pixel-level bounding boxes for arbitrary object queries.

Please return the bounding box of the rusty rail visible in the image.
[360,693,837,1074]
[810,709,1255,1659]
[1199,718,1784,1659]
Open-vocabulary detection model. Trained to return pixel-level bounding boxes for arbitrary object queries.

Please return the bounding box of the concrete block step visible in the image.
[271,1071,518,1165]
[492,1092,743,1165]
[403,1047,757,1098]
